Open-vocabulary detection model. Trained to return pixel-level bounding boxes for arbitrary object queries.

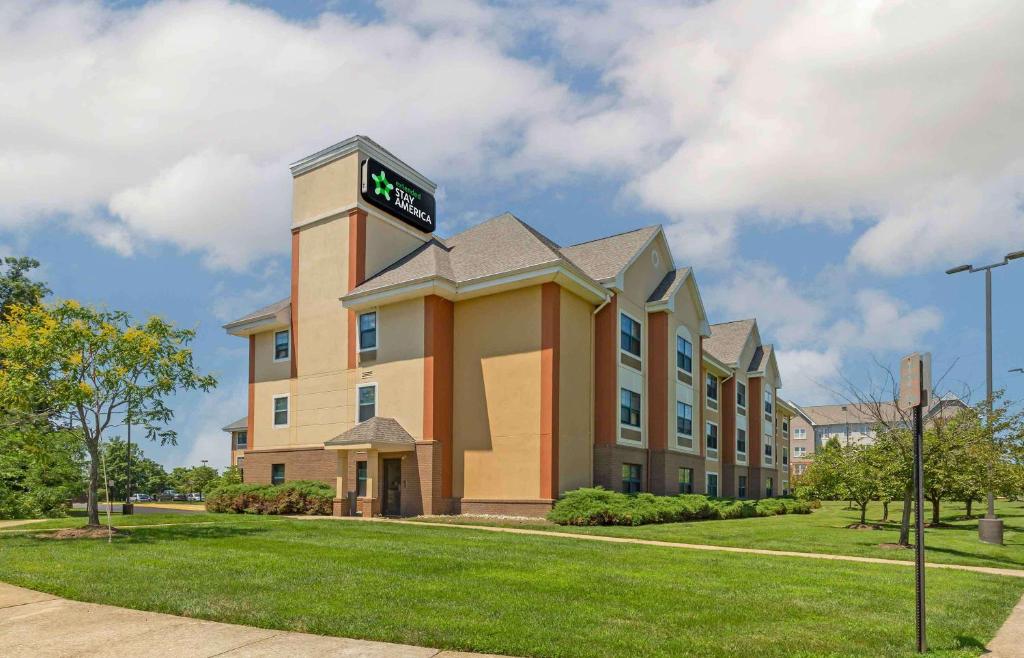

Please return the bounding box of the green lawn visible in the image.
[0,510,245,531]
[418,500,1024,570]
[0,517,1021,657]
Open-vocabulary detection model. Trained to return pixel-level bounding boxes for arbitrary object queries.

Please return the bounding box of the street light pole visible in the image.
[946,249,1024,545]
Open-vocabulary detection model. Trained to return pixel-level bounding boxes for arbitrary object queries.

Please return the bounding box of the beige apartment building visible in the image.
[223,135,792,516]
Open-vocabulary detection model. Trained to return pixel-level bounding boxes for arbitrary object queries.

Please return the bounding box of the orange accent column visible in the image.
[594,296,618,445]
[540,283,560,499]
[423,295,454,498]
[247,335,256,451]
[647,313,668,452]
[749,377,763,468]
[347,209,367,369]
[290,229,300,379]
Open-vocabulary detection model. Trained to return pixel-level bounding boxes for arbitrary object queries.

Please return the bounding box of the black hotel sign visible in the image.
[360,158,436,233]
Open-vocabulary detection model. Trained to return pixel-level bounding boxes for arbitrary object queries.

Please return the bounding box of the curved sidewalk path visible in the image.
[300,516,1024,579]
[0,582,505,658]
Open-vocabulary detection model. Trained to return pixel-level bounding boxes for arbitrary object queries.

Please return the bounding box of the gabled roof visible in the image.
[749,344,774,372]
[560,226,661,283]
[646,267,693,305]
[324,417,416,447]
[221,416,247,432]
[704,319,756,366]
[345,212,607,303]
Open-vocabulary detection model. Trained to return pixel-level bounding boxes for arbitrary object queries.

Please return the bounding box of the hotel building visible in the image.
[223,136,792,516]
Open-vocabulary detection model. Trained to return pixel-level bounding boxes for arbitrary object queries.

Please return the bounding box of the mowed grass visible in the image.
[419,500,1024,570]
[0,518,1021,657]
[0,510,245,532]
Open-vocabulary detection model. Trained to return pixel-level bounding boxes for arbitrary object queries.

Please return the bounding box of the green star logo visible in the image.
[372,170,394,201]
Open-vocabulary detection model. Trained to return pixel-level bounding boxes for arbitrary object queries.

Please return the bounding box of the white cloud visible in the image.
[178,382,247,470]
[830,289,942,352]
[775,348,842,406]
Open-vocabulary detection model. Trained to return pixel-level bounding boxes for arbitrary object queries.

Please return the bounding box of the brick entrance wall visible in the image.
[243,447,335,488]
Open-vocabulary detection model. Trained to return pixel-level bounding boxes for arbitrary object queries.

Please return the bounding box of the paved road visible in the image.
[0,582,504,657]
[71,503,207,515]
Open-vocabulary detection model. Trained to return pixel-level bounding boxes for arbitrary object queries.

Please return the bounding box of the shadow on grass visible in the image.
[953,635,987,652]
[27,524,269,545]
[923,544,1024,568]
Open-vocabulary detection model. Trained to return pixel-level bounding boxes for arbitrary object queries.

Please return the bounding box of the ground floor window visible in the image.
[765,477,774,498]
[622,463,642,493]
[271,463,285,485]
[706,472,719,497]
[356,460,368,497]
[678,467,694,494]
[738,475,747,498]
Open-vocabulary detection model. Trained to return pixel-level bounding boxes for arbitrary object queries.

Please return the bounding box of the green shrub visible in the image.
[548,487,811,526]
[205,480,333,515]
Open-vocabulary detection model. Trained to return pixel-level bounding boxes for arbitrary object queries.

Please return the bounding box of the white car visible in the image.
[187,492,203,502]
[128,493,152,503]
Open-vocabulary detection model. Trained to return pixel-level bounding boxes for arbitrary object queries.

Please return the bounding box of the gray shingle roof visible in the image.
[221,416,247,432]
[348,213,602,297]
[324,417,416,446]
[223,297,290,329]
[748,344,774,372]
[647,267,693,304]
[704,319,756,365]
[561,226,661,282]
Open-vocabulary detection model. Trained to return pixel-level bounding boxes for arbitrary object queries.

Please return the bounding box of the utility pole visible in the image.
[124,395,133,515]
[946,249,1023,544]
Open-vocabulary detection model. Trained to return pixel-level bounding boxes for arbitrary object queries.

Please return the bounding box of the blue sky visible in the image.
[3,0,1022,469]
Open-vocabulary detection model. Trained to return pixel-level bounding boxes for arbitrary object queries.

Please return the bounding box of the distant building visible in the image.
[789,395,967,477]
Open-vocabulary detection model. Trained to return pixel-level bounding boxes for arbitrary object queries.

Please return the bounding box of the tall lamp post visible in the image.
[945,249,1024,544]
[1010,368,1024,374]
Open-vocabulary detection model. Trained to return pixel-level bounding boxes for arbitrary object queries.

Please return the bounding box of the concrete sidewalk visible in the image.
[0,582,506,658]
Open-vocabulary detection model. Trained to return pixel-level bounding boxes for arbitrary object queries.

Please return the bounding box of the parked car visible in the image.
[187,492,203,502]
[157,489,178,502]
[128,493,152,503]
[172,492,187,501]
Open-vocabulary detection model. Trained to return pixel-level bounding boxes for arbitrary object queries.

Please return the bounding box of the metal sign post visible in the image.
[900,352,931,654]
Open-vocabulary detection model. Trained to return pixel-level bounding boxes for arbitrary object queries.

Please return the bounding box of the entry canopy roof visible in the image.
[324,417,416,452]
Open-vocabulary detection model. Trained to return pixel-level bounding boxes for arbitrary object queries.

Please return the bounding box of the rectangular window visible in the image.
[273,395,289,427]
[765,443,773,457]
[676,401,693,436]
[678,468,694,494]
[356,461,367,497]
[764,389,773,415]
[737,428,747,454]
[234,430,247,449]
[738,475,747,498]
[794,428,806,439]
[706,374,718,402]
[358,384,377,423]
[620,314,641,357]
[782,419,790,434]
[621,388,641,428]
[706,472,719,497]
[236,456,244,469]
[705,421,718,451]
[794,446,807,456]
[676,336,692,373]
[622,463,642,494]
[766,477,774,498]
[271,463,285,485]
[783,447,789,465]
[358,312,377,351]
[737,382,747,408]
[274,329,290,361]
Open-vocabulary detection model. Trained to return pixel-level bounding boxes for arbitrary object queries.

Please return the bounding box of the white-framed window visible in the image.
[764,438,774,465]
[794,446,807,456]
[705,374,718,408]
[357,383,377,423]
[705,421,718,453]
[676,335,692,373]
[794,428,806,439]
[764,388,774,416]
[782,419,789,435]
[621,388,642,428]
[620,312,641,359]
[274,329,290,361]
[676,401,693,437]
[783,446,789,466]
[706,472,719,497]
[737,381,747,409]
[272,394,289,428]
[737,428,747,456]
[358,312,377,351]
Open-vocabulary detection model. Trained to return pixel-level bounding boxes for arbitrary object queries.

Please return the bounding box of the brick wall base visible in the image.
[458,499,554,517]
[243,446,335,488]
[652,450,707,495]
[593,444,648,492]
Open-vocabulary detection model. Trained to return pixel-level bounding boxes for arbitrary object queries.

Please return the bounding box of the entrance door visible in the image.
[382,458,402,516]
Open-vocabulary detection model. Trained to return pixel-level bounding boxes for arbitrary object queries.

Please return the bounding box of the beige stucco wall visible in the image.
[558,287,593,493]
[666,275,705,456]
[364,211,430,280]
[251,378,297,449]
[253,329,291,383]
[453,286,542,500]
[357,298,425,439]
[291,152,359,227]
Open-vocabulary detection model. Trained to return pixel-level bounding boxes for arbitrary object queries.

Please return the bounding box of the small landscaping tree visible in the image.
[0,302,216,527]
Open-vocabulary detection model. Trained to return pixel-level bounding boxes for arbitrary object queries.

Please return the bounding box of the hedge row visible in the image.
[547,487,812,526]
[205,481,333,515]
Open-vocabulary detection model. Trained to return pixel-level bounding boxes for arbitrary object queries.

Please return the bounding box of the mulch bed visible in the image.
[36,526,128,540]
[846,523,885,530]
[878,542,914,550]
